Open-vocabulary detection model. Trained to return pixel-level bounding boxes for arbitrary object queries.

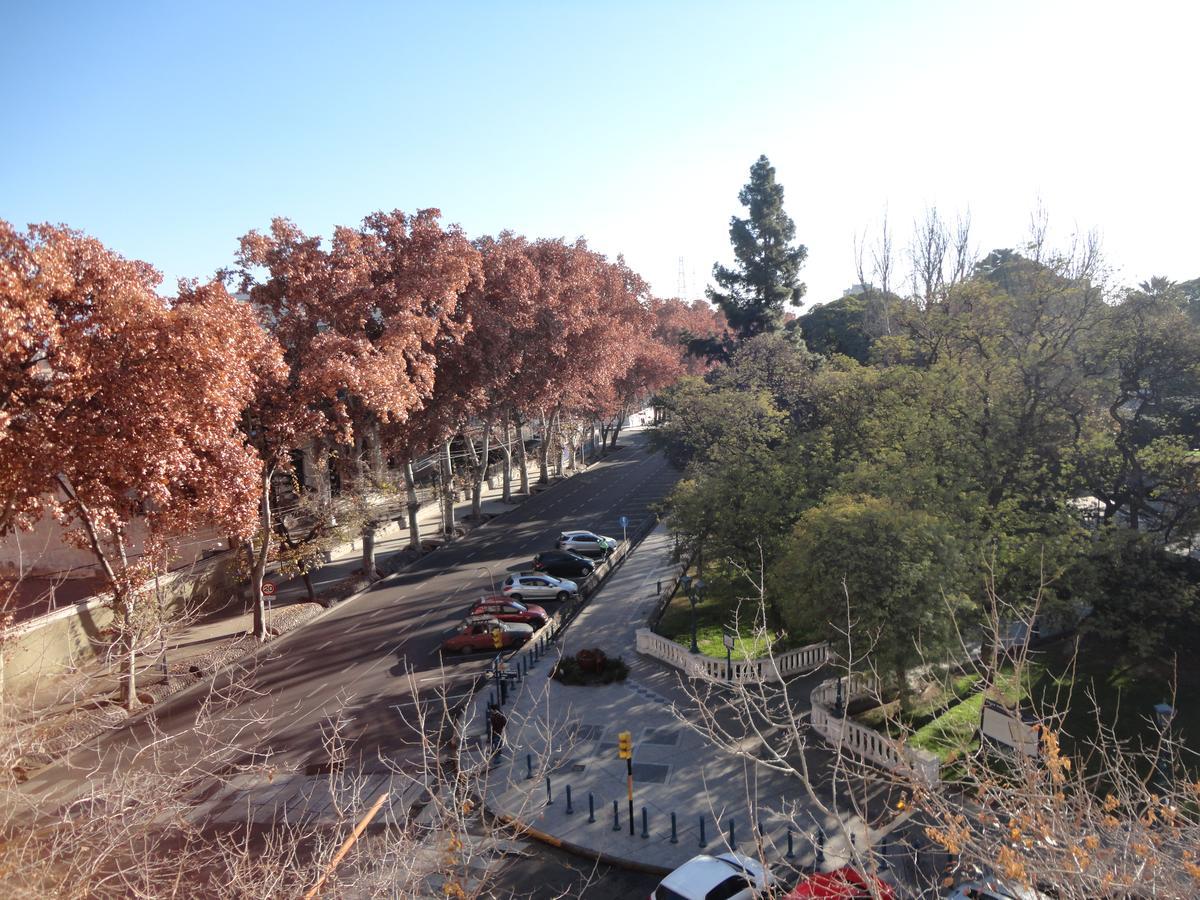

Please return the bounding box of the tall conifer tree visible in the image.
[709,155,808,339]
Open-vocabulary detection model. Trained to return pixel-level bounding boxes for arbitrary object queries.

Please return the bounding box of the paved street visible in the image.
[22,424,680,820]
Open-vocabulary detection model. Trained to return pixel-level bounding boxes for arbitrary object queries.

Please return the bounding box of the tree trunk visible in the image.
[441,441,455,533]
[302,569,318,604]
[515,414,531,495]
[473,417,491,519]
[610,412,624,449]
[362,526,376,578]
[499,416,513,502]
[537,411,551,484]
[404,460,422,550]
[553,409,565,477]
[251,465,274,642]
[55,473,140,710]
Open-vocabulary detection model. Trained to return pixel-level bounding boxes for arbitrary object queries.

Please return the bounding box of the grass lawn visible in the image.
[655,560,822,659]
[851,668,1032,763]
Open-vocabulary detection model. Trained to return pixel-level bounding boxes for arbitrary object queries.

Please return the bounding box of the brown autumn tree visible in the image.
[650,296,730,376]
[238,210,481,608]
[1,222,273,707]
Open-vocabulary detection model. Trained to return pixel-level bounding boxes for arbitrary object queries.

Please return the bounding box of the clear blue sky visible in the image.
[3,1,1197,305]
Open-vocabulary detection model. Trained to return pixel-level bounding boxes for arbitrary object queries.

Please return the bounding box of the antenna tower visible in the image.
[677,256,687,300]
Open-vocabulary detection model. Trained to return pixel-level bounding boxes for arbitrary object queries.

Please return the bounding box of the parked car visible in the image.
[532,549,595,579]
[555,529,618,558]
[787,867,895,899]
[944,881,1053,900]
[439,616,532,654]
[469,597,548,628]
[501,572,578,602]
[651,852,773,900]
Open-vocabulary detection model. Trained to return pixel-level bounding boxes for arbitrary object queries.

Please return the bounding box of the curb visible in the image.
[488,809,673,878]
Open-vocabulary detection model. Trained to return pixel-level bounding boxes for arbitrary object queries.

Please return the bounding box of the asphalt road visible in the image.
[25,429,680,809]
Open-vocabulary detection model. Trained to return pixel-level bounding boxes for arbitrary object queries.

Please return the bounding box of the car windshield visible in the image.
[653,886,689,900]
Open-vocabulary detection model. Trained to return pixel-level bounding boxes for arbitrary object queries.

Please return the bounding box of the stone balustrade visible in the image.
[635,628,830,683]
[808,674,942,786]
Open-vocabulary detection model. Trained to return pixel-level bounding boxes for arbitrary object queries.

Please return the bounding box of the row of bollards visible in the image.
[533,774,878,862]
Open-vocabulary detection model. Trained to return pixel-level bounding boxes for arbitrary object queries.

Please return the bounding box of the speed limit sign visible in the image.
[262,582,276,596]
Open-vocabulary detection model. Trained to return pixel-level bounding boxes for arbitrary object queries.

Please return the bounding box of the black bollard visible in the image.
[525,753,533,780]
[670,812,678,844]
[698,816,706,847]
[728,818,735,847]
[545,776,553,805]
[566,785,574,814]
[815,828,825,866]
[786,828,794,858]
[588,792,596,823]
[641,807,649,839]
[612,800,620,831]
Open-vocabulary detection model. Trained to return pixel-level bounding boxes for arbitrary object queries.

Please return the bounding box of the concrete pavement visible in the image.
[475,522,892,883]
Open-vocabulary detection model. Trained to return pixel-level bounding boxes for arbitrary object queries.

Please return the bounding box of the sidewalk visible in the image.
[475,523,880,878]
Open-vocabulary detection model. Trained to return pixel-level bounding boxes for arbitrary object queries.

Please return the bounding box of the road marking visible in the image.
[390,692,474,709]
[318,640,332,651]
[303,683,325,700]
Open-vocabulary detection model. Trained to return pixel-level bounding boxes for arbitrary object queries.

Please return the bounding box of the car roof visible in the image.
[659,853,765,894]
[561,530,595,537]
[787,867,888,898]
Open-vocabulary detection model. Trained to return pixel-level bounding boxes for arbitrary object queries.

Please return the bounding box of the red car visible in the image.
[469,597,548,628]
[439,616,533,655]
[786,867,896,899]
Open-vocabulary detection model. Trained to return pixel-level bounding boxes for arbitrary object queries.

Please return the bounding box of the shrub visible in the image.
[552,653,629,685]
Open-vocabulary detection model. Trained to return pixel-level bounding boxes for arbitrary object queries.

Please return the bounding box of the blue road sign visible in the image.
[619,515,628,528]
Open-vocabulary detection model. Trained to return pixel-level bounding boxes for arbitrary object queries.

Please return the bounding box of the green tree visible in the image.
[769,495,970,706]
[651,377,785,469]
[1074,282,1200,537]
[1066,526,1198,663]
[708,155,808,340]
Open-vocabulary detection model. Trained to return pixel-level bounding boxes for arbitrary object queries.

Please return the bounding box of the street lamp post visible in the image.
[686,577,705,654]
[475,566,497,596]
[1153,702,1176,790]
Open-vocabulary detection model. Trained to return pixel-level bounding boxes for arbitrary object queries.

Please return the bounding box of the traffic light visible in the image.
[491,627,504,649]
[617,731,633,760]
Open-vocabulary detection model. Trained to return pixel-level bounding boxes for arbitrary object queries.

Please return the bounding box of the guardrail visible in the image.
[634,628,830,684]
[808,674,941,786]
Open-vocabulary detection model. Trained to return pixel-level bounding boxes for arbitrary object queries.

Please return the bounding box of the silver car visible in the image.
[502,572,578,602]
[555,530,618,558]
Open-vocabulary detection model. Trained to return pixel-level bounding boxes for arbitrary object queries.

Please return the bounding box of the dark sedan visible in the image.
[532,549,596,579]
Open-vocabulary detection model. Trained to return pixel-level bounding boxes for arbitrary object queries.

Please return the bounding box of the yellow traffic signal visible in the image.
[617,731,633,760]
[491,627,504,649]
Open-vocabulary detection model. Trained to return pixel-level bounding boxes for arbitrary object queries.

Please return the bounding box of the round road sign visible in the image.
[261,581,276,596]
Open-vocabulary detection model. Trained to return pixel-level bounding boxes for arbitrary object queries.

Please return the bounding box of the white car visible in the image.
[651,852,773,900]
[555,529,618,558]
[501,572,578,602]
